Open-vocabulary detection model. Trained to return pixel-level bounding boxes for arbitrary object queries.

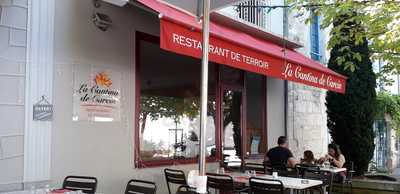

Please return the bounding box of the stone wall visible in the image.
[0,0,27,191]
[287,83,328,159]
[286,12,329,159]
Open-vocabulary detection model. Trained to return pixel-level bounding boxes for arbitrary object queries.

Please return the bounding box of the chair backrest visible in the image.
[249,177,284,194]
[273,167,299,178]
[164,168,187,194]
[295,164,320,178]
[244,162,265,174]
[125,179,156,194]
[304,169,332,186]
[344,161,354,180]
[62,176,97,194]
[176,185,197,194]
[206,173,234,192]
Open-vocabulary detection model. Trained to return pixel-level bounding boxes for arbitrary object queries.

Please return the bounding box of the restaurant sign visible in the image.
[33,95,53,121]
[73,65,121,122]
[160,19,346,93]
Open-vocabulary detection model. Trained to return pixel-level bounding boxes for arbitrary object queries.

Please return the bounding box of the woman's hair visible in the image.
[328,143,342,158]
[303,150,315,163]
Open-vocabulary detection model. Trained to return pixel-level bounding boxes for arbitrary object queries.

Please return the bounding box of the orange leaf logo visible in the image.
[94,72,112,87]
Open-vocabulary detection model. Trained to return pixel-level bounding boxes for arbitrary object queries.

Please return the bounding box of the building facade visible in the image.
[373,61,400,171]
[221,0,331,159]
[0,0,338,193]
[0,0,27,190]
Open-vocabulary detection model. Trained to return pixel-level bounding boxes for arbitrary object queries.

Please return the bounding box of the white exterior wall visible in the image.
[51,0,284,193]
[266,77,285,148]
[0,0,286,193]
[0,0,27,191]
[52,1,175,194]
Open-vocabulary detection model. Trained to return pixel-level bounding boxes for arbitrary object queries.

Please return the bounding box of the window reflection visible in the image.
[245,72,266,157]
[222,89,242,168]
[138,40,216,162]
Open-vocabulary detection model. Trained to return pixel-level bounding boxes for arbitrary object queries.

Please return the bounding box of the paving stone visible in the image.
[0,57,25,74]
[0,26,9,51]
[0,6,27,29]
[12,0,28,8]
[0,76,24,104]
[0,0,13,6]
[0,135,23,158]
[0,156,23,183]
[0,46,26,61]
[9,28,26,46]
[0,106,24,136]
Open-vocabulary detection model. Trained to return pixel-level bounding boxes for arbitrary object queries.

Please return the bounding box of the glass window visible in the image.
[245,72,266,157]
[221,66,243,85]
[138,39,216,163]
[310,13,321,61]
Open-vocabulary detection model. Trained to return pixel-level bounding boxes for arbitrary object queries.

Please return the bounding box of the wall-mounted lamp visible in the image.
[102,0,129,7]
[92,12,112,31]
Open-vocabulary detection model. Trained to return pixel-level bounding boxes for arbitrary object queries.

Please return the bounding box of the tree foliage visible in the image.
[376,91,400,134]
[325,13,376,175]
[289,0,400,83]
[139,95,200,133]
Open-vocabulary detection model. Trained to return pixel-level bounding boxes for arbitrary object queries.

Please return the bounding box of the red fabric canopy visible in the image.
[137,0,347,93]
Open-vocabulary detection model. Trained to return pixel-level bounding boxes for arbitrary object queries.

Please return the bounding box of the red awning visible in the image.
[136,0,347,93]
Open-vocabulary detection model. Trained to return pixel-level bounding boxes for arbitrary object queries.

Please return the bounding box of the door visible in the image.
[221,87,244,168]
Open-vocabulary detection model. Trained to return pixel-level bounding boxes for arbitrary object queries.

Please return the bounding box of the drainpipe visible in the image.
[283,0,289,137]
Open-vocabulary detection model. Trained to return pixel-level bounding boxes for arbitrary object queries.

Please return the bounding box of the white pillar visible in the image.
[24,0,55,182]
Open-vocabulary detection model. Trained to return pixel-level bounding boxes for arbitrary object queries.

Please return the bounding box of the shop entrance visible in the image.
[219,66,245,168]
[221,87,244,168]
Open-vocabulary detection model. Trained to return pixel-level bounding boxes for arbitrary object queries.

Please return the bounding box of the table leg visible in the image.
[329,173,334,194]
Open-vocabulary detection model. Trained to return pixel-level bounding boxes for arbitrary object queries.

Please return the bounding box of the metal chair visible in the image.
[339,161,355,193]
[62,175,98,194]
[206,173,248,194]
[243,162,266,174]
[249,177,284,194]
[273,166,299,178]
[304,169,332,194]
[176,185,197,194]
[295,164,320,178]
[125,179,156,194]
[164,168,188,194]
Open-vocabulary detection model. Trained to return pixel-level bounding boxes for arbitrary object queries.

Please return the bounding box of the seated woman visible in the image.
[320,143,346,183]
[301,150,316,165]
[320,143,346,168]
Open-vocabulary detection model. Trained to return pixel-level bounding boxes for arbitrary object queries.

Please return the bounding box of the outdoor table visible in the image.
[319,167,347,174]
[318,167,347,194]
[226,172,323,194]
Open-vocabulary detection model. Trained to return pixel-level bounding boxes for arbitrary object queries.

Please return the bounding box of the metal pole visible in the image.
[199,0,211,177]
[283,0,289,138]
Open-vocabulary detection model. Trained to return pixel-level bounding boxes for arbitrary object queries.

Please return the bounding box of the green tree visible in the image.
[326,13,376,175]
[289,0,400,83]
[139,95,199,133]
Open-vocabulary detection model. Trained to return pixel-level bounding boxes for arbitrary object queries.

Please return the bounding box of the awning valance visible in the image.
[137,0,347,93]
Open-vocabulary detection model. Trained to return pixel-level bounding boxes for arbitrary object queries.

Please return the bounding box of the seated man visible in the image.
[264,136,297,169]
